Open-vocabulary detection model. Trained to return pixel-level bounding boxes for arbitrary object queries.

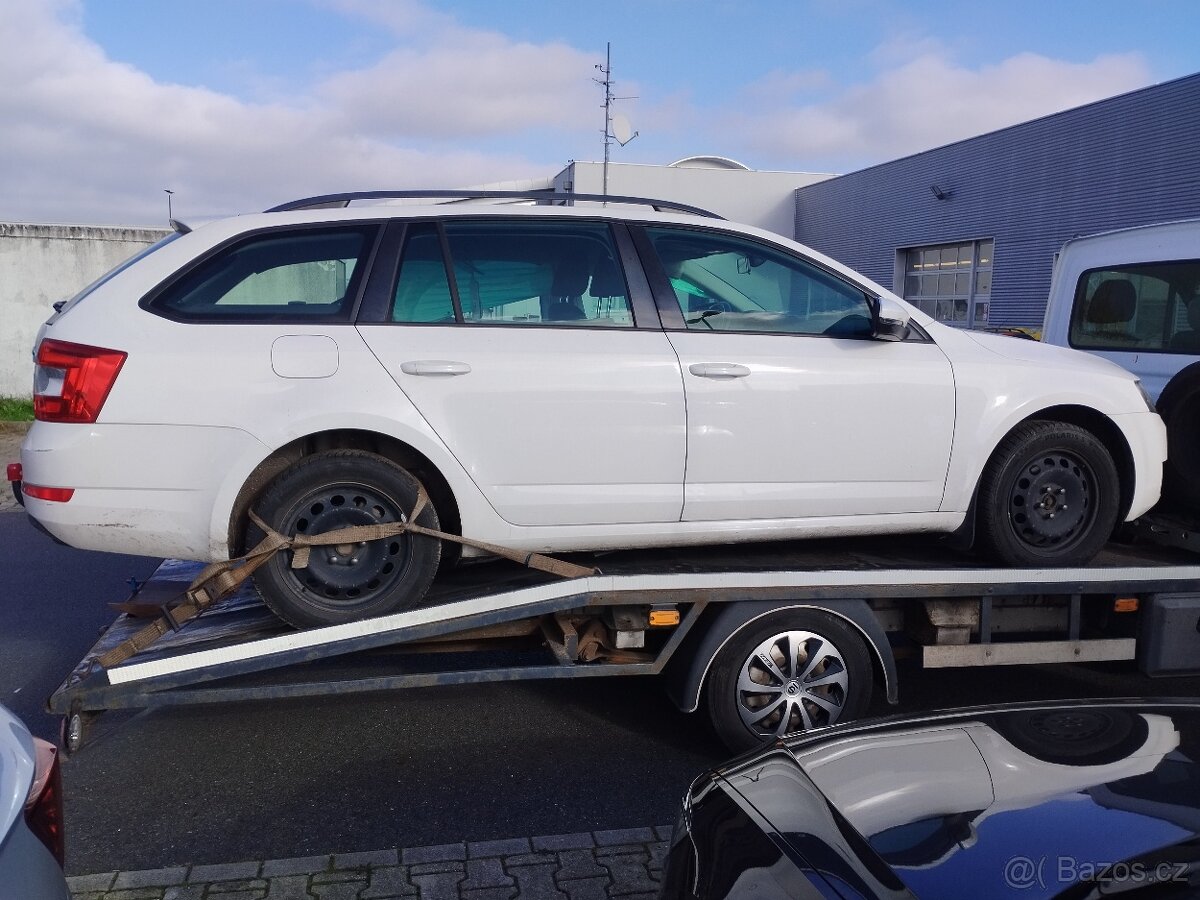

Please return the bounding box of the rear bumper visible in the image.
[20,421,269,561]
[1114,411,1167,521]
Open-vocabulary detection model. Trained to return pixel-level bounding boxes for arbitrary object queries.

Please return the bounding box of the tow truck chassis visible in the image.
[50,537,1200,752]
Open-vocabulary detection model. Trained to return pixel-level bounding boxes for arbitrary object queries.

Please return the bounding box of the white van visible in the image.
[1041,219,1200,506]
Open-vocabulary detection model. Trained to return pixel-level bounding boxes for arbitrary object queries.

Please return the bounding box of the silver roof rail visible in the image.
[264,189,723,219]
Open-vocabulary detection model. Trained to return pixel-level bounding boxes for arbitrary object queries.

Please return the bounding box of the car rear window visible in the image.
[146,225,379,322]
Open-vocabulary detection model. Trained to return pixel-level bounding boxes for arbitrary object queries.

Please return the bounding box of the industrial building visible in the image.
[792,71,1200,330]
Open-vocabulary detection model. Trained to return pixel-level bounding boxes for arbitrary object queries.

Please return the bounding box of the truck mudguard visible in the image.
[663,597,898,714]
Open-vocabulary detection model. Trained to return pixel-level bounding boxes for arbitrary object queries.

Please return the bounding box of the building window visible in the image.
[901,239,993,327]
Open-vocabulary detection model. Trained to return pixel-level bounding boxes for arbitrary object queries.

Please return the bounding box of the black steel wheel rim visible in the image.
[277,481,413,609]
[1007,449,1096,552]
[1025,710,1114,744]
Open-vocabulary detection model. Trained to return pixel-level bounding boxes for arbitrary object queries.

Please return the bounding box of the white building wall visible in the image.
[0,223,169,396]
[554,161,833,238]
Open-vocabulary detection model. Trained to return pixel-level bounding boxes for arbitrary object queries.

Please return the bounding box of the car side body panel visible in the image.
[667,331,956,520]
[18,204,1167,564]
[358,324,688,526]
[929,325,1165,521]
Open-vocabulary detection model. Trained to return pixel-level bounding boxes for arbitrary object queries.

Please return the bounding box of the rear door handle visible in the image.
[400,360,472,376]
[689,362,751,379]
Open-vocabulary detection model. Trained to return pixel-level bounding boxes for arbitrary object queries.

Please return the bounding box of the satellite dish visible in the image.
[612,113,637,146]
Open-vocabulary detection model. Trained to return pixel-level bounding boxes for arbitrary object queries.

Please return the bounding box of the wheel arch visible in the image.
[226,428,462,555]
[960,404,1136,539]
[663,599,897,715]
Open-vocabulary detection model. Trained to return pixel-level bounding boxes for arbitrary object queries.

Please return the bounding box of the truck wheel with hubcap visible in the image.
[976,421,1120,567]
[249,450,442,628]
[706,609,873,753]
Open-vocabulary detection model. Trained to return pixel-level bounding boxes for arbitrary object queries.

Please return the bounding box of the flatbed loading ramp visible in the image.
[50,537,1200,753]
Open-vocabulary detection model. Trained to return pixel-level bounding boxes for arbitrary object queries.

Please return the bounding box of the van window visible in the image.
[1069,260,1200,354]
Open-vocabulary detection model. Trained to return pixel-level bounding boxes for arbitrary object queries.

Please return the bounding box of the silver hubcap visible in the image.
[737,630,849,738]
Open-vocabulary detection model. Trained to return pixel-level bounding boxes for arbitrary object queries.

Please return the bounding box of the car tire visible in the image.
[249,450,442,628]
[705,609,873,754]
[975,421,1120,567]
[1158,362,1200,510]
[994,708,1149,767]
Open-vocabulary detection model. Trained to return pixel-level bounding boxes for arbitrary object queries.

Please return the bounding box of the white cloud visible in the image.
[728,48,1153,171]
[0,3,1161,224]
[316,0,598,139]
[0,0,593,224]
[316,35,596,139]
[320,0,456,37]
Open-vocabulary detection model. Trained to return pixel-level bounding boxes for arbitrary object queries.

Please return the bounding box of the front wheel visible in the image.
[249,450,442,628]
[975,421,1120,567]
[705,609,873,754]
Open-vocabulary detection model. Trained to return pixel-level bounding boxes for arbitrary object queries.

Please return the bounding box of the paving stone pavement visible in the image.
[67,827,674,900]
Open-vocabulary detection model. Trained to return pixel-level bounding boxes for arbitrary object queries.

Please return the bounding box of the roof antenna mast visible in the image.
[593,42,639,198]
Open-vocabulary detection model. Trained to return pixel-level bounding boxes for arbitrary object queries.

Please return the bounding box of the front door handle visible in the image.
[689,362,751,379]
[400,360,472,376]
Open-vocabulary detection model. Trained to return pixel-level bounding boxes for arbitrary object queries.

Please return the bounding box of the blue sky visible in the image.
[2,0,1198,224]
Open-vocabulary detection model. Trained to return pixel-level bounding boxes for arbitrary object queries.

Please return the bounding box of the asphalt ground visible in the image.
[4,507,1200,878]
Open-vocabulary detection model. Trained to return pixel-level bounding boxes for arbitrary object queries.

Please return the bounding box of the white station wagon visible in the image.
[16,191,1166,627]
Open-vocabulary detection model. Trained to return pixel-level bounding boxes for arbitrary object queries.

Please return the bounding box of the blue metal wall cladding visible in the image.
[793,73,1200,328]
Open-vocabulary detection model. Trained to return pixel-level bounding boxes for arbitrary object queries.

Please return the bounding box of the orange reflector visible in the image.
[1113,597,1139,613]
[649,609,680,627]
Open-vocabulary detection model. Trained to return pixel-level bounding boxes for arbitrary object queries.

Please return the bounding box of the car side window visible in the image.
[644,227,874,337]
[442,221,634,327]
[391,224,456,323]
[149,225,377,321]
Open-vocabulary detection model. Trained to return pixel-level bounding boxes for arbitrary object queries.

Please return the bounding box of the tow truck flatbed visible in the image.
[49,535,1200,752]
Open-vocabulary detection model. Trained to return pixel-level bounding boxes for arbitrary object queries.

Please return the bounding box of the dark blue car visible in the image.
[661,700,1200,899]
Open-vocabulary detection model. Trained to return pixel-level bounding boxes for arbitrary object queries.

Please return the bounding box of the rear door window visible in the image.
[147,225,379,322]
[440,221,634,327]
[391,224,456,323]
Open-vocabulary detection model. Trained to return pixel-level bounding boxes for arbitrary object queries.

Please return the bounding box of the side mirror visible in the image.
[872,294,911,342]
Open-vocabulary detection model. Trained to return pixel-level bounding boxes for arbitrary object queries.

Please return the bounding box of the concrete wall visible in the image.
[0,223,169,396]
[555,161,833,238]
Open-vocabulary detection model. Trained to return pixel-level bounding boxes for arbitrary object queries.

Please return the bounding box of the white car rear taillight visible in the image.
[33,339,126,424]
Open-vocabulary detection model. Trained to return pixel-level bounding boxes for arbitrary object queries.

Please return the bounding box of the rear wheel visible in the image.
[249,450,441,628]
[705,609,873,754]
[976,421,1120,567]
